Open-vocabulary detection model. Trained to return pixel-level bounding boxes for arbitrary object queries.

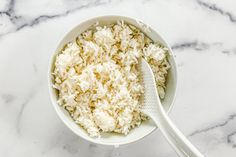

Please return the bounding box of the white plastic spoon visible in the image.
[140,59,204,157]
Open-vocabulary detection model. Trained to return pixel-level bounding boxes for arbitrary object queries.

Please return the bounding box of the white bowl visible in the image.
[48,15,177,146]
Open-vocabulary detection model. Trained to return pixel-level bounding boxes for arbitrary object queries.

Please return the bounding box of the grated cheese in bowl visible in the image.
[52,21,170,137]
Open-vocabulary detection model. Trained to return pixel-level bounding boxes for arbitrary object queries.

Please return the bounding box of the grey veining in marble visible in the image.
[196,0,236,23]
[171,41,210,51]
[0,0,236,156]
[0,0,114,37]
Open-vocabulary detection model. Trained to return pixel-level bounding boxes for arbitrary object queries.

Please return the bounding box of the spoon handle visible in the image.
[149,105,204,157]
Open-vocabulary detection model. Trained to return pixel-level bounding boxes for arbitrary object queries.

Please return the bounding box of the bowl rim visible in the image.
[48,15,178,146]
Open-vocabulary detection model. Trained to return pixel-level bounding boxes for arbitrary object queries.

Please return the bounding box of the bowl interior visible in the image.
[49,16,177,146]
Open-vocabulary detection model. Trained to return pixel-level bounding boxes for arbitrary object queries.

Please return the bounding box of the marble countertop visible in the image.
[1,0,236,156]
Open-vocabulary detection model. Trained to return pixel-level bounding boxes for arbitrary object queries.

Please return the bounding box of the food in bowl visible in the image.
[52,21,170,137]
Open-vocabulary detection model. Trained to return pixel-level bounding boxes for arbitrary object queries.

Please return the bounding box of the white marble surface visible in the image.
[0,0,236,156]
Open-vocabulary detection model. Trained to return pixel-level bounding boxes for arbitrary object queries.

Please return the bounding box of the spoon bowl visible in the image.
[140,59,203,157]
